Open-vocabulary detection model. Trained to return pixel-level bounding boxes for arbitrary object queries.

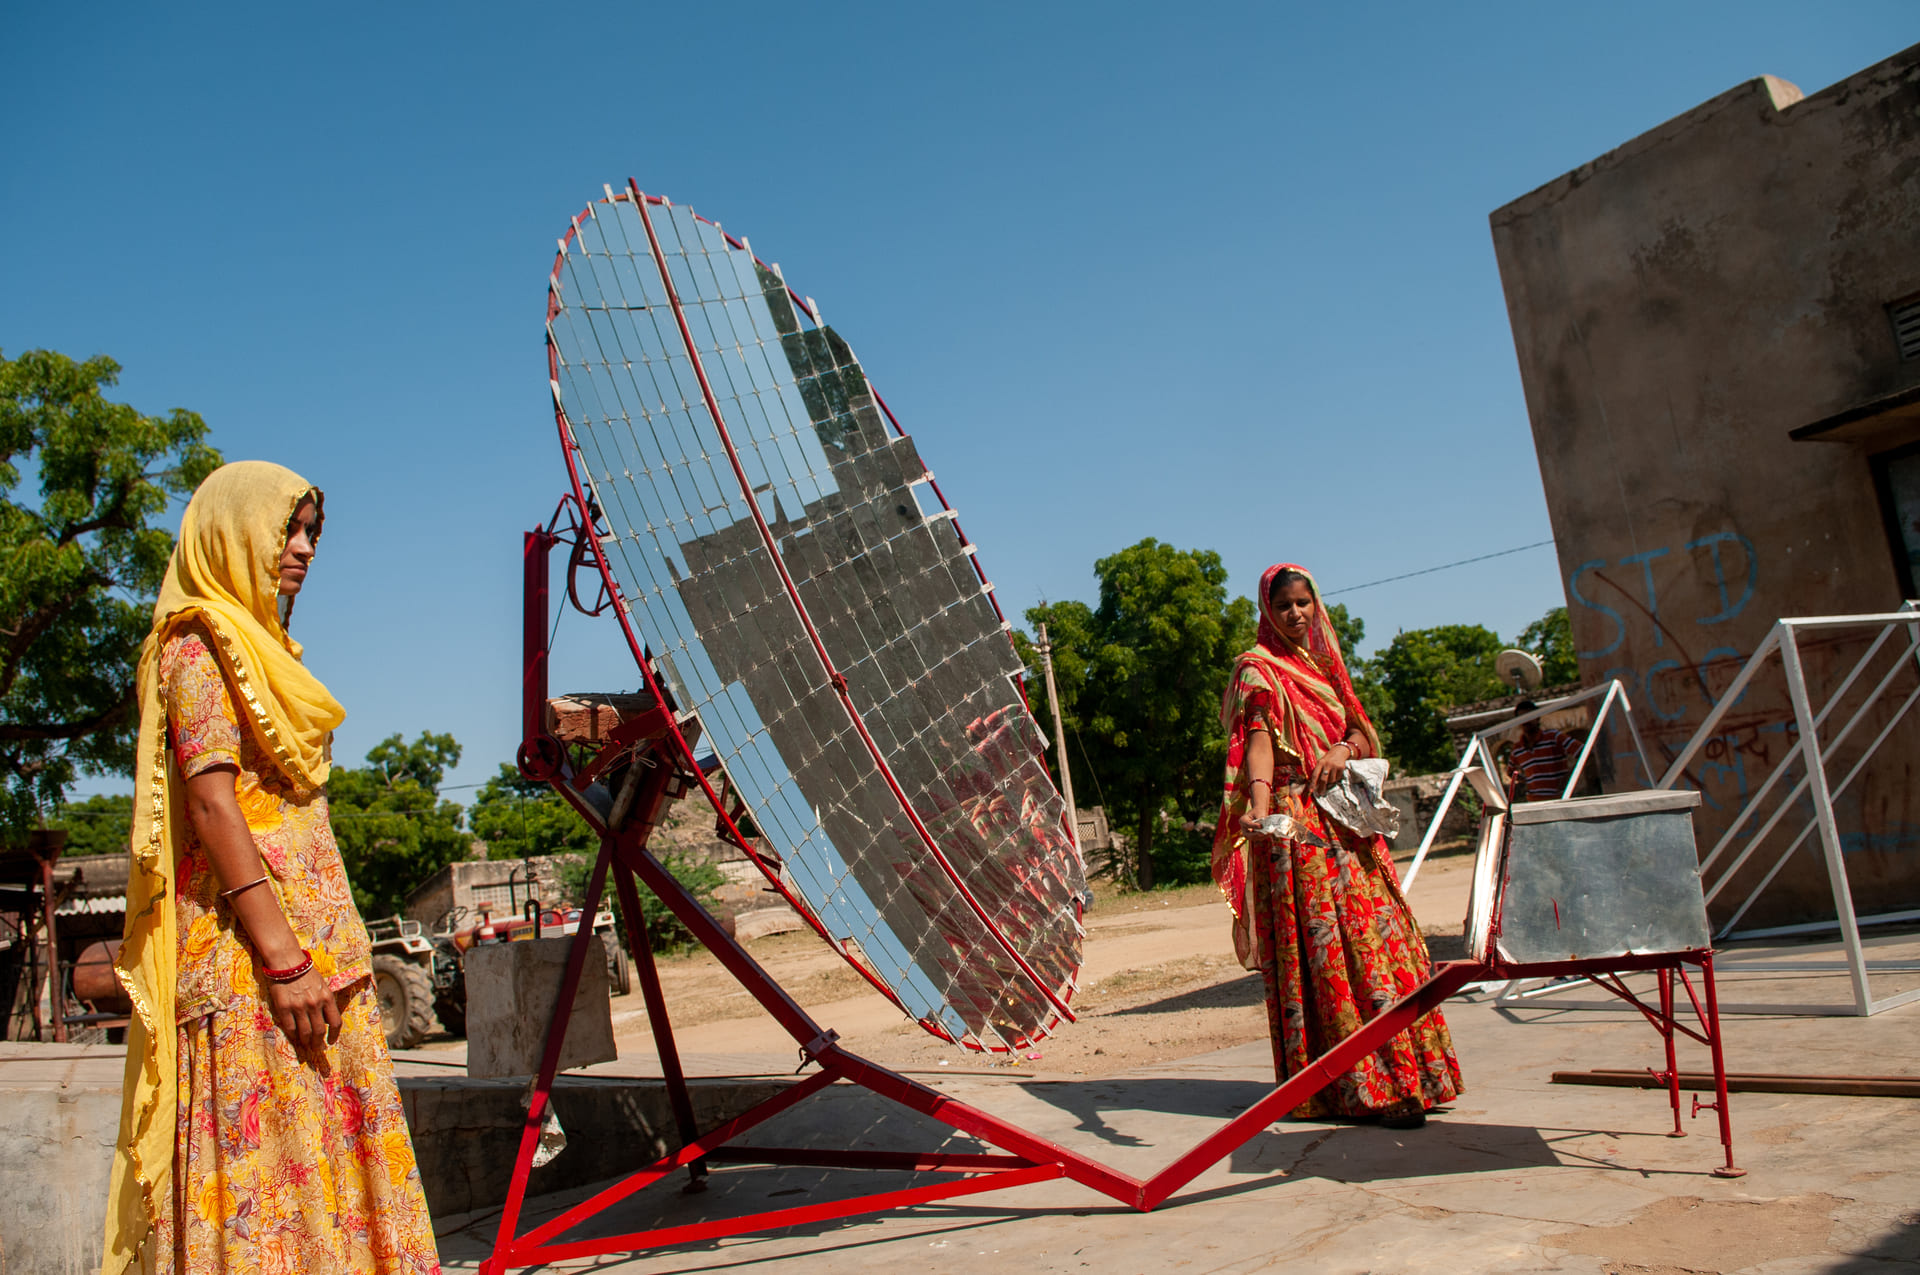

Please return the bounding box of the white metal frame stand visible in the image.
[1462,608,1920,1017]
[1646,607,1920,1016]
[1401,678,1652,891]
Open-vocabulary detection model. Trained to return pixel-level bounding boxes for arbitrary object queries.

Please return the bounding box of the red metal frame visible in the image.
[481,522,1743,1273]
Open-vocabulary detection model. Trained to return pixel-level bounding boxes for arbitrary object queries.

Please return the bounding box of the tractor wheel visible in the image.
[433,972,467,1038]
[606,941,633,997]
[373,954,435,1051]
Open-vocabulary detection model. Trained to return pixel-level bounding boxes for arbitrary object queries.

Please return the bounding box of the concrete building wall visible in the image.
[1489,44,1920,928]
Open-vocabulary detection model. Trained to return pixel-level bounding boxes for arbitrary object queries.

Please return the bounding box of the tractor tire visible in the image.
[433,973,467,1039]
[607,941,633,997]
[373,954,435,1051]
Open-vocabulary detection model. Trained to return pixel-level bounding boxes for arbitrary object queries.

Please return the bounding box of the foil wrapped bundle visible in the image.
[1314,757,1401,841]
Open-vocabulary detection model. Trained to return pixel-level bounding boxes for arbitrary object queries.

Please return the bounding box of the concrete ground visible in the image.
[8,844,1917,1274]
[432,951,1920,1274]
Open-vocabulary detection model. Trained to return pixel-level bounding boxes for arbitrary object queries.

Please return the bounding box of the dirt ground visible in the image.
[590,846,1477,1078]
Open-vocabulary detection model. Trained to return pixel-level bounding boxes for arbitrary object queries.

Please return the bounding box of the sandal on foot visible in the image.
[1379,1102,1427,1130]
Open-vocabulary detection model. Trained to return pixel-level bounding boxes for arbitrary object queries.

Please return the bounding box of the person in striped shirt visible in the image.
[1507,699,1582,801]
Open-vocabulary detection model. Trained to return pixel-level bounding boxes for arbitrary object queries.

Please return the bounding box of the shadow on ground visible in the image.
[1230,1118,1561,1182]
[1104,973,1267,1016]
[1015,1076,1273,1146]
[1820,1209,1920,1272]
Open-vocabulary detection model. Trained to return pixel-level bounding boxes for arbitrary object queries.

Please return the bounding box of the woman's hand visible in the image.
[265,967,342,1049]
[1309,742,1353,796]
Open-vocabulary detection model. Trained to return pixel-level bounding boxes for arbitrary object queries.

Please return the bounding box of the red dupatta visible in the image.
[1211,563,1384,927]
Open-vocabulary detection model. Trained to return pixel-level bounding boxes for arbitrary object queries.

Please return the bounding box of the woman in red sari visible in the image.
[1212,563,1462,1127]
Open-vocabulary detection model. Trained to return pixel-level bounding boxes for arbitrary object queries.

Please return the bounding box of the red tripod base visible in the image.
[477,798,1743,1271]
[489,523,1740,1269]
[478,798,1139,1275]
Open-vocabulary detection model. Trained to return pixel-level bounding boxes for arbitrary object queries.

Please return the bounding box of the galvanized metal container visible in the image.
[1495,789,1710,962]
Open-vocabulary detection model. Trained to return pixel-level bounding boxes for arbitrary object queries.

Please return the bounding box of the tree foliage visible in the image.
[48,792,133,858]
[468,763,598,862]
[0,349,221,841]
[1517,605,1579,685]
[329,732,470,917]
[471,762,726,955]
[1326,601,1392,744]
[1374,625,1507,774]
[1016,539,1254,890]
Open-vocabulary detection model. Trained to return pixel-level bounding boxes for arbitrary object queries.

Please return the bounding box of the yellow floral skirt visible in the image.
[155,982,440,1274]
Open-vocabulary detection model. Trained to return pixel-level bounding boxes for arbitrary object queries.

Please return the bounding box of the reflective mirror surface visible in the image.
[547,190,1084,1049]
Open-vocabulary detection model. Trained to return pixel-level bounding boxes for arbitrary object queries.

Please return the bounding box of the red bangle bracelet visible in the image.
[261,951,314,984]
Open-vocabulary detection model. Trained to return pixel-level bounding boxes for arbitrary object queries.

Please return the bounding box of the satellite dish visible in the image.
[1496,649,1544,692]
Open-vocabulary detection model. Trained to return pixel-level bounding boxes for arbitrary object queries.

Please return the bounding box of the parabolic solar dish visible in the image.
[544,183,1085,1050]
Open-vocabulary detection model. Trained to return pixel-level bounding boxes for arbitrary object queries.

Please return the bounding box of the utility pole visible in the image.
[1035,623,1082,862]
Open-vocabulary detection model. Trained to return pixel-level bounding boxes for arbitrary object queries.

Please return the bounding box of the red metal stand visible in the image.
[480,519,1743,1273]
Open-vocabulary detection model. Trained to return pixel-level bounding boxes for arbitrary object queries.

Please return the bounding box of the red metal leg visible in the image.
[485,776,1137,1272]
[480,842,615,1275]
[1658,967,1685,1136]
[1697,953,1745,1177]
[508,1069,840,1257]
[517,1163,1066,1266]
[609,854,707,1189]
[819,1045,1143,1202]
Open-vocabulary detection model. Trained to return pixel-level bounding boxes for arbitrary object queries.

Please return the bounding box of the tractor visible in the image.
[365,915,460,1051]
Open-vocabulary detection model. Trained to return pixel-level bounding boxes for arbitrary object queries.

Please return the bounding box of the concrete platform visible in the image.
[428,971,1920,1275]
[0,1042,794,1275]
[6,945,1918,1274]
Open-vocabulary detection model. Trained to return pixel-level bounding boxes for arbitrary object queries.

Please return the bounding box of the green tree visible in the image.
[48,792,133,858]
[1326,601,1392,747]
[1019,540,1253,890]
[468,763,598,861]
[1374,625,1507,774]
[1012,599,1096,785]
[329,732,470,917]
[551,842,725,957]
[0,349,221,840]
[470,762,726,955]
[1517,605,1580,685]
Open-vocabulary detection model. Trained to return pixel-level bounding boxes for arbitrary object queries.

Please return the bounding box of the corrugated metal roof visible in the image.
[57,895,127,916]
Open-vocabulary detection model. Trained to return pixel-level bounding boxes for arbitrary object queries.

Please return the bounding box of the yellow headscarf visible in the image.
[103,461,346,1274]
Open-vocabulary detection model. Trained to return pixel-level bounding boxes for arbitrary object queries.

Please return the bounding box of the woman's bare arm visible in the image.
[1238,728,1275,832]
[185,765,341,1047]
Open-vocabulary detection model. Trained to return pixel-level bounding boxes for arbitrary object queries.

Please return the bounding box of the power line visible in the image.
[1323,539,1556,597]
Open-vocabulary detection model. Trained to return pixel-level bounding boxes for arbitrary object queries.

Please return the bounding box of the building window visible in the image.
[1892,296,1920,362]
[1871,442,1920,597]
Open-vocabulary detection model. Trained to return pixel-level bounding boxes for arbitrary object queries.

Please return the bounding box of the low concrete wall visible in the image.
[402,1072,792,1218]
[0,1045,122,1275]
[0,1044,792,1273]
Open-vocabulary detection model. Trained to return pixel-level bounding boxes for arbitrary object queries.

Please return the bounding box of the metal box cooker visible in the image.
[1492,789,1710,963]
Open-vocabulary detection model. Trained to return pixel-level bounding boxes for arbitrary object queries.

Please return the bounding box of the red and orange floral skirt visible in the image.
[1246,786,1463,1118]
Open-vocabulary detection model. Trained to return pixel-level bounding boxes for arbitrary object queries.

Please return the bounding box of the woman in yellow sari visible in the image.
[103,461,439,1274]
[1213,563,1462,1128]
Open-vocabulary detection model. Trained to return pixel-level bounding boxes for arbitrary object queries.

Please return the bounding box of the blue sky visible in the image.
[5,3,1914,796]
